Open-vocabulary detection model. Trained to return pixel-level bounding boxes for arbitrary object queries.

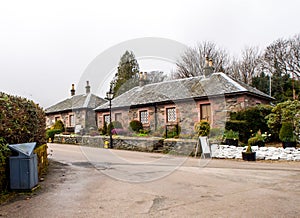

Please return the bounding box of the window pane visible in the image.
[140,110,148,124]
[167,108,176,122]
[104,115,110,124]
[69,115,75,127]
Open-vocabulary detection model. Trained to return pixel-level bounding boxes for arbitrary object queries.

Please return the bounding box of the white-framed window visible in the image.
[139,110,149,124]
[166,107,176,122]
[104,114,110,124]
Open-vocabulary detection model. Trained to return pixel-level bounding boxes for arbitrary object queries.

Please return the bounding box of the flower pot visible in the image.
[242,152,256,161]
[225,139,238,147]
[282,141,296,149]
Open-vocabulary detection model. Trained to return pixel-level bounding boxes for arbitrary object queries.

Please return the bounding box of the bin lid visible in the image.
[8,142,37,157]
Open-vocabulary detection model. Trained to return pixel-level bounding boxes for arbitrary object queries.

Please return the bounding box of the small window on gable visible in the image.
[139,110,149,124]
[166,107,176,122]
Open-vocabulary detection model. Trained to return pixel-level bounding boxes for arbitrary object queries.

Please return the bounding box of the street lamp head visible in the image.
[106,91,114,100]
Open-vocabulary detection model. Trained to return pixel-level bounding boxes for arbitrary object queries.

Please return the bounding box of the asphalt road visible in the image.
[1,143,300,217]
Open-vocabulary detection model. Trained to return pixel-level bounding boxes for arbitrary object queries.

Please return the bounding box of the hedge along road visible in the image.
[1,143,300,218]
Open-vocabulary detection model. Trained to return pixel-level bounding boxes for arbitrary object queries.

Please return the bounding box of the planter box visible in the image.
[242,152,256,161]
[282,141,296,149]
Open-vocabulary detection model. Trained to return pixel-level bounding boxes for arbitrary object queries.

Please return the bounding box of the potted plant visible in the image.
[223,129,239,146]
[247,130,270,147]
[279,122,297,148]
[242,143,256,161]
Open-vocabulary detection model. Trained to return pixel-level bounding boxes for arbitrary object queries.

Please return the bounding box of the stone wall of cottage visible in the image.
[96,94,271,134]
[46,109,97,130]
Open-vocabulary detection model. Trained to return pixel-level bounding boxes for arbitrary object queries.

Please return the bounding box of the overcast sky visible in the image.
[0,0,299,108]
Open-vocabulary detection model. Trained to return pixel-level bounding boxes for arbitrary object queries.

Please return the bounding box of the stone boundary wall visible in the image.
[53,135,300,161]
[53,135,198,154]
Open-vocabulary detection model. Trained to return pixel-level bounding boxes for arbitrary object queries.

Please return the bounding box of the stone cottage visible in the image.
[45,81,107,132]
[94,70,274,135]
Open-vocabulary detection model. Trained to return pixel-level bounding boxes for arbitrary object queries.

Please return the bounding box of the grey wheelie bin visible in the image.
[8,142,38,190]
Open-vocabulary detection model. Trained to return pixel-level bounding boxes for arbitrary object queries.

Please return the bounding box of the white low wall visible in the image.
[212,145,300,161]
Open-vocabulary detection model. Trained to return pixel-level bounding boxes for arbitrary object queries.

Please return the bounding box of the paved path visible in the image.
[1,143,300,217]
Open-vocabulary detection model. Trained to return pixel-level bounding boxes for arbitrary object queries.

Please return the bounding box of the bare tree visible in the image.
[262,38,290,77]
[174,41,229,78]
[227,46,262,84]
[287,34,300,79]
[146,71,168,84]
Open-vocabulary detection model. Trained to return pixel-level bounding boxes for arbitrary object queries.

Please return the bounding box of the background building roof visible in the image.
[46,93,107,114]
[95,72,274,111]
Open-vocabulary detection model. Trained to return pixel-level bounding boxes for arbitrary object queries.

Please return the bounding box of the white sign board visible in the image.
[199,136,211,158]
[75,125,82,134]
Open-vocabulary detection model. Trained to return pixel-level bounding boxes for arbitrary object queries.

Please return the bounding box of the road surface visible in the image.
[1,143,300,217]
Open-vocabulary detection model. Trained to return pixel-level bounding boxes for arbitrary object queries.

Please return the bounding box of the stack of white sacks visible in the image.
[211,144,300,161]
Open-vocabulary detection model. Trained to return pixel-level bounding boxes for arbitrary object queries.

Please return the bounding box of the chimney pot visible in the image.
[71,84,75,96]
[85,81,91,94]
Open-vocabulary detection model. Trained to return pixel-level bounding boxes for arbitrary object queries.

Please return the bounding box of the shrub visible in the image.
[228,105,272,143]
[129,120,143,133]
[267,100,300,141]
[46,129,62,142]
[194,121,210,136]
[0,137,11,191]
[108,121,123,134]
[0,92,46,146]
[99,122,108,135]
[52,120,65,132]
[279,122,296,142]
[223,129,239,140]
[111,128,127,135]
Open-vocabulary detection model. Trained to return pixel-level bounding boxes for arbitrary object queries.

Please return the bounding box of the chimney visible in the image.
[70,84,75,96]
[204,57,214,77]
[139,72,145,87]
[85,81,91,94]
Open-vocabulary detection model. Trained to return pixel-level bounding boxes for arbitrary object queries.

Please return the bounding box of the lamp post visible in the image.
[106,87,114,149]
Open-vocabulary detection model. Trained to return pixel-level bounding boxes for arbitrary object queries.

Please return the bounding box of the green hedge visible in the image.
[0,92,47,192]
[0,92,46,146]
[227,105,272,143]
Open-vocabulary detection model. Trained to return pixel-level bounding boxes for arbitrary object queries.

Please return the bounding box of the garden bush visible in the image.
[108,121,123,134]
[0,93,46,192]
[0,92,46,146]
[52,120,65,132]
[129,120,143,133]
[267,100,300,141]
[194,121,210,136]
[227,105,272,143]
[279,122,296,142]
[46,129,62,142]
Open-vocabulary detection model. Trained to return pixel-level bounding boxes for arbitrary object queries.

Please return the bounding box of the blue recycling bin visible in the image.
[8,142,38,190]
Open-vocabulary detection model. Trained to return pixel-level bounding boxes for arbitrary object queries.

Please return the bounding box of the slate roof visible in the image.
[46,93,107,114]
[94,72,274,111]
